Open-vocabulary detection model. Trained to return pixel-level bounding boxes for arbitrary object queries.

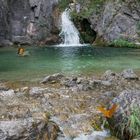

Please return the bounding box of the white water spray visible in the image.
[59,8,81,46]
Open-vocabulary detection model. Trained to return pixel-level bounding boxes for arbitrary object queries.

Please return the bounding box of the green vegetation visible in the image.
[128,107,140,139]
[58,0,71,11]
[109,39,139,48]
[72,0,105,19]
[108,105,140,140]
[58,0,105,18]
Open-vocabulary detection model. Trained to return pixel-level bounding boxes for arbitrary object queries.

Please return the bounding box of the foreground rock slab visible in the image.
[0,69,139,139]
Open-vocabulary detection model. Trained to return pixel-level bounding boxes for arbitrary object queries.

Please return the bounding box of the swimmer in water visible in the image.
[18,48,24,55]
[18,47,30,56]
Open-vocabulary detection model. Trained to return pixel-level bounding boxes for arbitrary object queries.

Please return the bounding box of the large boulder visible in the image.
[121,69,139,80]
[108,90,140,139]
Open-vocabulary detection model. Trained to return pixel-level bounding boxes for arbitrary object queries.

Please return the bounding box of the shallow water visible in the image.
[0,46,140,81]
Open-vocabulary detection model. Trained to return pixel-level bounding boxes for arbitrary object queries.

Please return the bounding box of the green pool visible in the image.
[0,46,140,81]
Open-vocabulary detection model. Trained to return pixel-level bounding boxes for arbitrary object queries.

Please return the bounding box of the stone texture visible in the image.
[109,89,140,139]
[41,73,64,84]
[0,70,140,139]
[0,0,59,45]
[121,69,139,80]
[0,0,10,44]
[89,0,140,43]
[0,119,59,140]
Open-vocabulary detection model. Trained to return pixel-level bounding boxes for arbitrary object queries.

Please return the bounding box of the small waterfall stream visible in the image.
[59,9,81,46]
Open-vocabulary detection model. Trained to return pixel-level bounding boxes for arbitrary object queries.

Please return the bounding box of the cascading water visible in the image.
[59,8,81,46]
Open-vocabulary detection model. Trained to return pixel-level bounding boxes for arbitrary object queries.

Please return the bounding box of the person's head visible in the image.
[18,48,25,55]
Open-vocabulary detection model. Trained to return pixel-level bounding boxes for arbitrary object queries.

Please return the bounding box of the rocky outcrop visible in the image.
[121,69,139,80]
[89,0,140,43]
[0,69,139,139]
[41,73,64,84]
[0,0,60,46]
[108,90,140,139]
[0,87,60,140]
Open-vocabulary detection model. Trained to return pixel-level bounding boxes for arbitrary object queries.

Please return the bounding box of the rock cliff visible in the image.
[0,0,140,46]
[0,0,59,46]
[89,0,140,43]
[70,0,140,44]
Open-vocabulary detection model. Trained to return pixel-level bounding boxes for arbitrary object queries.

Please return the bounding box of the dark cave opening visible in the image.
[74,18,97,44]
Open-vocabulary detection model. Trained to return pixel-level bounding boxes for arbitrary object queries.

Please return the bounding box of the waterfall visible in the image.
[59,8,81,46]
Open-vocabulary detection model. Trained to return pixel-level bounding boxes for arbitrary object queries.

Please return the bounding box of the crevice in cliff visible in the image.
[74,18,97,44]
[80,18,97,43]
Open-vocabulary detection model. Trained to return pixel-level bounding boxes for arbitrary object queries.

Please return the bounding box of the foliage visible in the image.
[98,104,140,139]
[71,0,105,19]
[110,39,139,48]
[58,0,71,11]
[97,104,118,118]
[80,32,95,43]
[58,0,105,18]
[128,106,140,139]
[109,105,140,140]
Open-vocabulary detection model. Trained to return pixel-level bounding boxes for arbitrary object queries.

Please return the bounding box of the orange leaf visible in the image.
[97,104,118,118]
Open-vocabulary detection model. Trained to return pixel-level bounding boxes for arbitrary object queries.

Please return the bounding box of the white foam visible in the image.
[73,130,110,140]
[59,9,81,46]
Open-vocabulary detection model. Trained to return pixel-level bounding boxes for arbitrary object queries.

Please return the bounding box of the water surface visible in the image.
[0,46,140,81]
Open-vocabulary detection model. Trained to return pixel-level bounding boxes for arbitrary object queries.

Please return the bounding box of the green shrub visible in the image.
[128,106,140,139]
[110,39,139,48]
[108,105,140,140]
[71,0,105,19]
[58,0,71,11]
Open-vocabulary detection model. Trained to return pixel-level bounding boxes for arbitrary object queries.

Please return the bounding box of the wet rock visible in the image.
[91,80,112,87]
[101,70,119,81]
[73,130,110,140]
[0,118,59,140]
[0,89,15,98]
[41,73,64,84]
[62,77,93,91]
[77,84,92,91]
[101,81,112,87]
[29,87,46,96]
[62,77,77,87]
[121,69,139,80]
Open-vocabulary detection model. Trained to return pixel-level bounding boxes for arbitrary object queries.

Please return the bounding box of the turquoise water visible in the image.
[0,46,140,81]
